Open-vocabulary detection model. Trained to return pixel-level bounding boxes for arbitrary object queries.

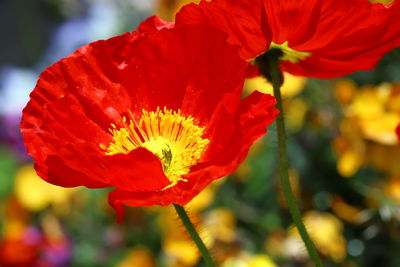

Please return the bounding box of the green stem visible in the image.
[173,204,217,267]
[266,51,324,267]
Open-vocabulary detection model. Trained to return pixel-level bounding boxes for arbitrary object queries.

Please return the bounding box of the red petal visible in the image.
[263,0,322,45]
[268,0,400,78]
[99,148,170,191]
[176,0,270,59]
[120,24,247,123]
[109,168,215,220]
[21,22,251,199]
[138,15,175,33]
[199,91,278,174]
[177,0,400,78]
[108,91,279,217]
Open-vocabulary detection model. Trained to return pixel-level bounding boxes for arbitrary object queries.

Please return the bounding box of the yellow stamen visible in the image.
[270,41,310,63]
[101,107,210,190]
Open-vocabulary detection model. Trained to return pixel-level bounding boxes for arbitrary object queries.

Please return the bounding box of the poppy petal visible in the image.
[176,0,270,59]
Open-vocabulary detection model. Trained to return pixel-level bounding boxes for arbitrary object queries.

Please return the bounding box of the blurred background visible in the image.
[0,0,399,266]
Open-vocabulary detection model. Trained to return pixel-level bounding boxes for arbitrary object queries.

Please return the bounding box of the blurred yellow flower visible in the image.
[334,80,356,104]
[247,255,277,267]
[116,246,155,267]
[333,82,400,177]
[365,142,400,176]
[289,211,346,262]
[202,208,236,244]
[222,253,277,267]
[285,98,309,132]
[164,237,200,267]
[346,84,399,145]
[158,206,201,267]
[331,196,363,224]
[186,181,220,212]
[245,73,308,132]
[384,177,400,204]
[244,73,306,99]
[14,165,77,212]
[333,134,364,178]
[264,230,286,258]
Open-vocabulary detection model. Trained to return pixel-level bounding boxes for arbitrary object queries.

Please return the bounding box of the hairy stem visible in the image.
[173,204,217,267]
[258,50,324,267]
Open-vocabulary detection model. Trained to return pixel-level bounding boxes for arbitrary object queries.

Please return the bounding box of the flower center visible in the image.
[100,107,210,189]
[270,41,310,63]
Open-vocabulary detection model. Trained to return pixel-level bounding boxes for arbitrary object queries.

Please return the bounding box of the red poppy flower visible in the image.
[176,0,400,78]
[21,16,278,221]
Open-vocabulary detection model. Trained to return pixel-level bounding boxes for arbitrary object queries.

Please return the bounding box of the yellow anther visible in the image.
[101,107,210,189]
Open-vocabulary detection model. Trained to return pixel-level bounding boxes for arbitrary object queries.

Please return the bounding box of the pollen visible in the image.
[101,107,210,189]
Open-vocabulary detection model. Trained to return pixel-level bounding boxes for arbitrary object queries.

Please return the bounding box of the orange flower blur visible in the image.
[20,16,278,221]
